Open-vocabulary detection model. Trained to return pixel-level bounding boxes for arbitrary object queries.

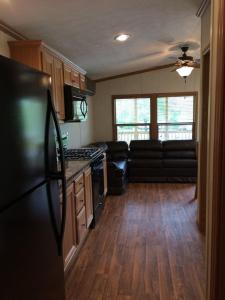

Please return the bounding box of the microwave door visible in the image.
[72,100,80,121]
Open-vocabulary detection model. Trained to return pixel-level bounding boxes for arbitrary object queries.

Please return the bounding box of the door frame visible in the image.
[206,0,225,299]
[198,46,210,234]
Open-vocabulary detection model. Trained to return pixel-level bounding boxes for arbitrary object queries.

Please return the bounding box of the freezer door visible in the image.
[0,183,65,300]
[0,55,57,210]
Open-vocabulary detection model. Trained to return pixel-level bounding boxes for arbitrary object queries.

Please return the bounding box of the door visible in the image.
[0,55,50,210]
[84,168,93,227]
[0,183,65,300]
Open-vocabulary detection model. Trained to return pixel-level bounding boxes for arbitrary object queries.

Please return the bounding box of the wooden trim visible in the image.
[196,0,211,17]
[0,20,27,40]
[95,63,174,83]
[112,92,198,99]
[151,95,158,139]
[206,0,225,299]
[202,44,210,56]
[112,92,198,141]
[112,98,116,140]
[198,50,210,234]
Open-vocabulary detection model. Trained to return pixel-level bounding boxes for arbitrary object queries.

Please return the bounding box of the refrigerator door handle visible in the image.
[46,90,67,256]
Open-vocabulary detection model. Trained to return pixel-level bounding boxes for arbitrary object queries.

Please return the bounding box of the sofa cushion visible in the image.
[130,140,162,151]
[129,159,162,168]
[163,140,196,151]
[129,150,163,159]
[106,141,128,161]
[164,150,196,159]
[163,159,197,168]
[106,141,128,152]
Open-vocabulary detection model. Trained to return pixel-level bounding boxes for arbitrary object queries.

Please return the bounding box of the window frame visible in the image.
[112,92,198,141]
[112,95,152,141]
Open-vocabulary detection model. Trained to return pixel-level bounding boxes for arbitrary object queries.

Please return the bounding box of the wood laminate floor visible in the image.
[66,183,206,300]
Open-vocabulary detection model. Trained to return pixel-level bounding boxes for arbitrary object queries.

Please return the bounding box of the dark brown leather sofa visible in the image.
[105,141,129,195]
[128,140,197,183]
[105,140,197,195]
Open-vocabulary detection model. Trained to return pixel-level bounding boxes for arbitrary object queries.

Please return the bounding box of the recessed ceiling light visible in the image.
[114,34,131,42]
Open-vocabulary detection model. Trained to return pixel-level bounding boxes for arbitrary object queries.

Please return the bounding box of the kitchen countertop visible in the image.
[64,159,91,182]
[62,147,106,184]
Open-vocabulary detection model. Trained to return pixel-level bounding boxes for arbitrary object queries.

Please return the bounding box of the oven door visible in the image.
[91,159,104,226]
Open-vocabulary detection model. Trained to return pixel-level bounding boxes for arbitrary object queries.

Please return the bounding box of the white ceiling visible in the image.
[0,0,201,79]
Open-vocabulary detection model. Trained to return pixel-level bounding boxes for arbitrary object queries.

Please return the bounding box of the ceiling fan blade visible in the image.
[187,61,200,68]
[171,68,178,72]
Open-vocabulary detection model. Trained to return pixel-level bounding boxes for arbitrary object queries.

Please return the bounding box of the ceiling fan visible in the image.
[172,46,200,81]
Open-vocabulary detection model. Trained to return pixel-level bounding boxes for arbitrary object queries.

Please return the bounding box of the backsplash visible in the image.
[59,97,94,149]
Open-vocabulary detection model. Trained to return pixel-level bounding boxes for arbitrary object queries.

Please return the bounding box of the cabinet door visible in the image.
[42,50,56,106]
[103,154,108,196]
[62,183,77,271]
[53,57,65,120]
[76,207,87,243]
[71,70,80,88]
[84,168,93,228]
[80,74,86,90]
[64,64,73,86]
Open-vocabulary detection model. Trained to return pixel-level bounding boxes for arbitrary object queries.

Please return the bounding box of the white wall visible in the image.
[201,4,211,51]
[0,29,95,149]
[93,67,201,142]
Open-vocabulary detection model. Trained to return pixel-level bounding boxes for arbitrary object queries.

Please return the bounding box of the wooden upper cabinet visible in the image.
[80,74,86,90]
[71,70,80,88]
[8,41,66,121]
[53,57,65,120]
[63,64,80,89]
[8,40,43,71]
[64,64,73,86]
[84,168,93,228]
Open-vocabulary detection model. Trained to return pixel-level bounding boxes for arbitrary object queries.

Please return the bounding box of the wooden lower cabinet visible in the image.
[62,183,77,271]
[76,207,87,243]
[84,168,93,227]
[75,188,85,215]
[62,168,94,272]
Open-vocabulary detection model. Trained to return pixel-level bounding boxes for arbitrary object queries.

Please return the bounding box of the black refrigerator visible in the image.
[0,55,67,299]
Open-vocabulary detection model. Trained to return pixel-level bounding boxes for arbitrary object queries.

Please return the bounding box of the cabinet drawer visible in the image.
[77,207,87,243]
[75,188,85,214]
[74,174,84,194]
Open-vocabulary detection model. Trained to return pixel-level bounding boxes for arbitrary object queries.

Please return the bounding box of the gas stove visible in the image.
[64,147,101,160]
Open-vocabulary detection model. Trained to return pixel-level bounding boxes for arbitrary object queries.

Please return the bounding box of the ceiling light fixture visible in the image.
[114,34,130,42]
[176,66,194,81]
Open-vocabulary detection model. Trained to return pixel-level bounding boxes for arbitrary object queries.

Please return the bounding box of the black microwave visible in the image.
[64,85,88,122]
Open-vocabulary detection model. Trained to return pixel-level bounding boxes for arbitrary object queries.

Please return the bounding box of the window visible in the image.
[157,96,195,140]
[113,98,151,144]
[113,93,197,142]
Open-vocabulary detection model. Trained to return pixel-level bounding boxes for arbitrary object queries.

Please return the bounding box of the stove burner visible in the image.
[64,148,101,160]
